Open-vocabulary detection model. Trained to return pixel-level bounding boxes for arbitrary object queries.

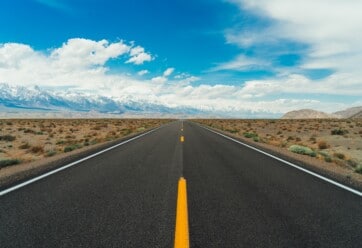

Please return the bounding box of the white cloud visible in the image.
[51,38,130,69]
[137,70,149,76]
[150,67,175,84]
[151,76,167,84]
[177,76,200,86]
[211,54,268,71]
[126,45,152,65]
[163,67,174,77]
[225,28,277,48]
[0,38,360,116]
[0,38,153,88]
[0,43,37,68]
[229,0,362,73]
[126,52,152,65]
[211,0,362,111]
[129,46,144,56]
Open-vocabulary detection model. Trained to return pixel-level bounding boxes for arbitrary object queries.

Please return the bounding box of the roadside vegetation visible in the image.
[0,119,171,169]
[0,159,20,169]
[194,119,362,175]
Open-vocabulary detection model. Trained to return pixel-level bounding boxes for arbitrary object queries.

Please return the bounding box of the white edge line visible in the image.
[199,124,362,197]
[0,126,161,197]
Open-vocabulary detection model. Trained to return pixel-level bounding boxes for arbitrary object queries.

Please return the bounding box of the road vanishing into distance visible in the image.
[1,121,361,247]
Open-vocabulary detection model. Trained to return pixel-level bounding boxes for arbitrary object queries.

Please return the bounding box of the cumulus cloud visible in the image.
[151,76,167,84]
[126,46,152,65]
[137,70,149,76]
[0,38,153,88]
[51,38,130,68]
[177,76,200,86]
[0,43,37,68]
[150,67,176,84]
[163,67,174,77]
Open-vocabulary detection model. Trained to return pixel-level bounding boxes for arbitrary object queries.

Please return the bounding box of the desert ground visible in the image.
[194,119,362,176]
[0,119,170,169]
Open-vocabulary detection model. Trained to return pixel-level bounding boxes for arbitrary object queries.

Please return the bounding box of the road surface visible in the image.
[0,121,361,247]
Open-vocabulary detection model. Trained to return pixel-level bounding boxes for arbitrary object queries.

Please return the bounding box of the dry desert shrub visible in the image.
[0,135,16,141]
[29,145,44,154]
[0,159,20,169]
[317,140,328,149]
[334,152,346,160]
[19,143,31,149]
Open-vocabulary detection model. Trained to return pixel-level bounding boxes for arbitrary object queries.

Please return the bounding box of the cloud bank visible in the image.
[0,35,360,117]
[222,0,362,97]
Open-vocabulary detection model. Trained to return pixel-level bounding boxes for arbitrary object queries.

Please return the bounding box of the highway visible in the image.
[0,121,361,247]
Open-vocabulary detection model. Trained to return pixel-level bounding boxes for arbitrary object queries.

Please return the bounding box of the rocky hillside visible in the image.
[282,106,362,119]
[349,110,362,119]
[334,106,362,118]
[282,109,336,119]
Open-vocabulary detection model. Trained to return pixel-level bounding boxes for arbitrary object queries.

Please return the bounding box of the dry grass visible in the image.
[194,119,362,174]
[0,119,171,168]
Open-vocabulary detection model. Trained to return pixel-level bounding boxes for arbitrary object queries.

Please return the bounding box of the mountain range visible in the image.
[0,83,284,118]
[0,83,201,118]
[282,107,362,119]
[1,83,361,119]
[334,106,362,118]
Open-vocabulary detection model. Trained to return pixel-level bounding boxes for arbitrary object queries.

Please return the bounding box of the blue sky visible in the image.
[0,0,361,116]
[1,0,240,78]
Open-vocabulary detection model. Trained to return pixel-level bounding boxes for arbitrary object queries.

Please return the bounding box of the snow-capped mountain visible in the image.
[0,83,200,116]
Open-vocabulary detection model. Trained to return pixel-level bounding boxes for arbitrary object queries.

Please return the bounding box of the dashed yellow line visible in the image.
[174,177,189,248]
[180,136,185,142]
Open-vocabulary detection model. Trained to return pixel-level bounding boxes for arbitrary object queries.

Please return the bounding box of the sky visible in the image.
[0,0,361,117]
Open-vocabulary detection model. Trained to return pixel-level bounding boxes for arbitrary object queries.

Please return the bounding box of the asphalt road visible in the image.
[1,121,361,247]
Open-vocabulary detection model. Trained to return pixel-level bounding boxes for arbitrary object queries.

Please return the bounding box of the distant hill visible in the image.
[282,106,362,119]
[334,106,362,118]
[349,110,362,119]
[282,109,336,119]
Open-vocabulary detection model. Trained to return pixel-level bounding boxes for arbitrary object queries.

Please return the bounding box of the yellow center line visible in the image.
[174,177,190,248]
[180,136,185,142]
